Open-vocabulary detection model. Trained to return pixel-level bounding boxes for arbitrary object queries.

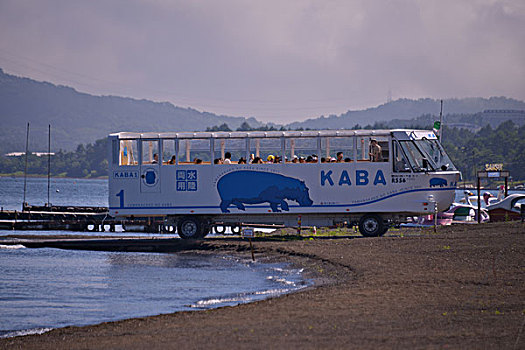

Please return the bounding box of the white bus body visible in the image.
[108,129,460,238]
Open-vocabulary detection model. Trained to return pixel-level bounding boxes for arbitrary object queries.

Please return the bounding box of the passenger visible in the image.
[292,155,299,163]
[250,153,255,163]
[168,155,176,164]
[336,152,344,162]
[299,156,306,163]
[330,157,337,163]
[238,157,246,164]
[267,155,275,164]
[152,153,159,164]
[306,155,313,163]
[312,154,318,163]
[252,156,263,164]
[344,157,351,163]
[194,158,203,164]
[321,157,326,163]
[370,139,383,162]
[274,156,281,164]
[214,158,223,164]
[223,152,232,164]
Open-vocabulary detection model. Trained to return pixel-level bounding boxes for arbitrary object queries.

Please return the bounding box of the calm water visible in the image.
[0,177,308,338]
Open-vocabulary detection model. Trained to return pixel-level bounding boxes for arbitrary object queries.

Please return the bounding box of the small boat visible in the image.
[445,204,490,223]
[486,194,525,222]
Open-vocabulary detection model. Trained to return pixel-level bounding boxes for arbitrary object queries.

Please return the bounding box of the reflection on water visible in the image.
[0,247,308,338]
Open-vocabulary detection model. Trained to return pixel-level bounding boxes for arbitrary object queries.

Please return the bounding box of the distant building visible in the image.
[5,152,55,157]
[481,109,525,127]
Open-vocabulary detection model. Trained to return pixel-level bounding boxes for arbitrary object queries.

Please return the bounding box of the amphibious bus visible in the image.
[108,129,460,238]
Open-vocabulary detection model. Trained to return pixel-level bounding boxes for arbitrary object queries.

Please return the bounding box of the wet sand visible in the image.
[1,222,524,349]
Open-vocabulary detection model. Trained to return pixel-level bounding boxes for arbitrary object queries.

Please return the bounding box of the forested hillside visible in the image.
[0,68,260,154]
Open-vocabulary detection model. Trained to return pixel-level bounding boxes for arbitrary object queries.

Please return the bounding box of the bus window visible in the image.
[356,138,370,161]
[141,140,159,165]
[119,139,138,166]
[214,138,246,164]
[178,139,211,164]
[162,139,176,164]
[250,138,282,163]
[393,141,411,172]
[321,137,353,162]
[399,140,434,172]
[286,137,317,163]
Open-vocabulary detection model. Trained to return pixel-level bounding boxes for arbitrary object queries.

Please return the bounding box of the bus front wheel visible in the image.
[358,214,386,237]
[177,217,203,239]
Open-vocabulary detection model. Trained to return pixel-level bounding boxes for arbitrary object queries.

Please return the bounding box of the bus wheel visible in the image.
[213,225,226,234]
[177,217,203,239]
[358,214,385,237]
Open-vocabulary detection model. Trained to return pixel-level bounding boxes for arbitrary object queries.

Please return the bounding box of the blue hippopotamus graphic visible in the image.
[429,177,447,187]
[217,171,313,213]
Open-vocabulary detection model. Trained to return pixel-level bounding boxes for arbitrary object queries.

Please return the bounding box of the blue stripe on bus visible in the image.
[109,187,455,211]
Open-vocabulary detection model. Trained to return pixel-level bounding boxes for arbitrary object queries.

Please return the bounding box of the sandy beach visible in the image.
[1,221,524,349]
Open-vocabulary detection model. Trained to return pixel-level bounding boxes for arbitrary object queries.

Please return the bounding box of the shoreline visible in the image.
[1,222,524,349]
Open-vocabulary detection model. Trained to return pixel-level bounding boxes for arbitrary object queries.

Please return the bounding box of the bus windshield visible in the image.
[414,138,457,171]
[398,138,456,172]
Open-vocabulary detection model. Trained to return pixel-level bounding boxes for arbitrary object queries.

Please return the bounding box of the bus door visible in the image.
[140,139,161,193]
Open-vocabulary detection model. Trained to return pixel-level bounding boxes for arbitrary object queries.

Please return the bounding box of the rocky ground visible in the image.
[1,221,524,349]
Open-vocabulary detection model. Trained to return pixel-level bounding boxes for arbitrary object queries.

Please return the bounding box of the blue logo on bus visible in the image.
[177,170,197,191]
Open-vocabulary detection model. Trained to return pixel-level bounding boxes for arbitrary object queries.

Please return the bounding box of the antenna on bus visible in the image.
[439,100,444,142]
[22,122,30,211]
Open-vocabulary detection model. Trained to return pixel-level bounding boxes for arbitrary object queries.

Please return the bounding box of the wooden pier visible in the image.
[0,204,169,233]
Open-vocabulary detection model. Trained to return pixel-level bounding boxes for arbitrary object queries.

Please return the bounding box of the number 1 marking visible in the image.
[116,190,124,208]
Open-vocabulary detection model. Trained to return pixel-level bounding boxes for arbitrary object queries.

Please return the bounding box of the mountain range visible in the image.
[1,67,524,152]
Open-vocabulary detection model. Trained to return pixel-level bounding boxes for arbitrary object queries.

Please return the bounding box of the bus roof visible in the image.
[110,129,436,140]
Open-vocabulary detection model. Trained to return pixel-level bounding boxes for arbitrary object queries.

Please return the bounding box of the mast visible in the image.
[47,124,51,206]
[22,122,30,210]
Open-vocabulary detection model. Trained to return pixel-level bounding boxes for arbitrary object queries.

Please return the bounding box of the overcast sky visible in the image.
[0,0,524,123]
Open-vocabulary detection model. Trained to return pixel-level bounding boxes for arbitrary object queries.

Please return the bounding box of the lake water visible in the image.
[0,177,308,338]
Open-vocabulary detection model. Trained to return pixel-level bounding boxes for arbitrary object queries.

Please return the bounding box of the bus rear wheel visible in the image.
[177,217,203,239]
[358,214,386,237]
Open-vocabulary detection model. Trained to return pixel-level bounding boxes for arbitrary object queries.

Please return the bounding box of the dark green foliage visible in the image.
[442,121,524,181]
[0,138,109,178]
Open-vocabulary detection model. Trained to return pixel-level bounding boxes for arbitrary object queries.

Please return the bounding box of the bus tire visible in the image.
[358,214,385,237]
[213,225,226,234]
[177,217,203,239]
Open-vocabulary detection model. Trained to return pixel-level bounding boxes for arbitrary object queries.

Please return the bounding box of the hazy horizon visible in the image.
[1,0,524,123]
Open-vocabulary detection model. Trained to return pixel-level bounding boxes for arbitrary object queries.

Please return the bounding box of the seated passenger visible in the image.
[274,156,281,164]
[336,152,344,162]
[214,158,223,164]
[292,155,299,163]
[344,157,351,163]
[238,157,246,164]
[194,158,203,164]
[306,156,313,163]
[152,153,159,164]
[267,155,275,163]
[321,157,327,163]
[252,156,263,164]
[168,155,176,164]
[223,152,232,164]
[299,156,306,163]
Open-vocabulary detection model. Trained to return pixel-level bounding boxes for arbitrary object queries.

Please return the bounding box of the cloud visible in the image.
[0,0,523,123]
